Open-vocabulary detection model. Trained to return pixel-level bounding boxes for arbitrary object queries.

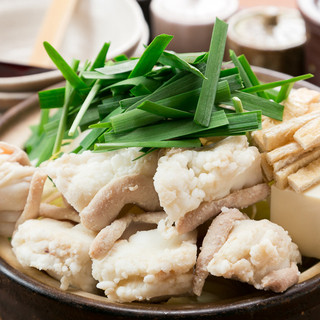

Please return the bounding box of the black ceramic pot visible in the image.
[1,255,320,320]
[0,67,320,320]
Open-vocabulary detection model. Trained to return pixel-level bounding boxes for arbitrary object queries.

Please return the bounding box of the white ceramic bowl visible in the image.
[0,0,149,109]
[0,0,147,64]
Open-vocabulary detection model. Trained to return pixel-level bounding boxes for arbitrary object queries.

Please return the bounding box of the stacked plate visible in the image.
[0,0,149,110]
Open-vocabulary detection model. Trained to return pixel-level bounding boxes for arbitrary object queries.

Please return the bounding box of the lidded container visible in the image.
[226,6,306,76]
[297,0,320,85]
[150,0,239,53]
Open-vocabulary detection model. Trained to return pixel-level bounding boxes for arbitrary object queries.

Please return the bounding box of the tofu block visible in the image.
[270,184,320,259]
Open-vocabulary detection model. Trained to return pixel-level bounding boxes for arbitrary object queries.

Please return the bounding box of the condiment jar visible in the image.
[226,6,306,76]
[297,0,320,85]
[150,0,239,53]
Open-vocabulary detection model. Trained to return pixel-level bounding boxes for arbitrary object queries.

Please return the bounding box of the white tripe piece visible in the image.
[0,162,35,212]
[153,136,262,223]
[0,142,35,237]
[0,161,35,236]
[207,219,301,290]
[43,148,158,212]
[92,219,197,302]
[12,218,97,292]
[0,151,15,164]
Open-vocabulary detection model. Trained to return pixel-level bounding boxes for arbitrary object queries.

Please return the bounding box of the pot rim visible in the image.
[1,256,320,318]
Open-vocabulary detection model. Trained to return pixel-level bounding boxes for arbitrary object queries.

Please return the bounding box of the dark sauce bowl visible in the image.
[0,62,52,78]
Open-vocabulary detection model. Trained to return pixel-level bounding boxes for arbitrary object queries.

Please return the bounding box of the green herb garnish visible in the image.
[25,18,312,165]
[194,18,228,127]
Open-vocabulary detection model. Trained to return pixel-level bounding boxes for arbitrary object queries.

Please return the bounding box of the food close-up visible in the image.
[1,0,320,319]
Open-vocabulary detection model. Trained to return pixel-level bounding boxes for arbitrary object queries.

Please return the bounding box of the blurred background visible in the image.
[0,0,319,111]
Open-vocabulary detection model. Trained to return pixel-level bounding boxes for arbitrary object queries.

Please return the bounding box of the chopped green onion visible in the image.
[90,42,110,71]
[25,22,312,163]
[129,34,173,78]
[110,109,164,133]
[89,122,112,129]
[237,54,269,99]
[52,59,79,154]
[113,54,129,62]
[43,42,86,89]
[98,95,125,118]
[194,18,228,127]
[105,76,160,91]
[29,135,56,166]
[188,111,262,137]
[275,83,294,103]
[159,51,206,79]
[241,74,313,94]
[38,87,89,109]
[174,52,207,64]
[38,109,50,135]
[95,59,138,75]
[229,50,252,89]
[127,71,203,111]
[120,95,147,110]
[79,107,122,150]
[130,84,152,96]
[79,108,100,129]
[104,110,228,143]
[137,100,193,118]
[81,71,129,80]
[220,74,243,92]
[230,91,284,120]
[69,79,101,136]
[232,97,244,113]
[95,139,201,151]
[220,67,239,77]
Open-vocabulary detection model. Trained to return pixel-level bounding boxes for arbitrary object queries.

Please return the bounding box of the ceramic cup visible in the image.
[297,0,320,85]
[226,6,306,76]
[150,0,238,53]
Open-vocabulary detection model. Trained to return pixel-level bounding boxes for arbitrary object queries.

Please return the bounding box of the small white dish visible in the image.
[0,69,63,93]
[0,0,147,65]
[0,0,148,110]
